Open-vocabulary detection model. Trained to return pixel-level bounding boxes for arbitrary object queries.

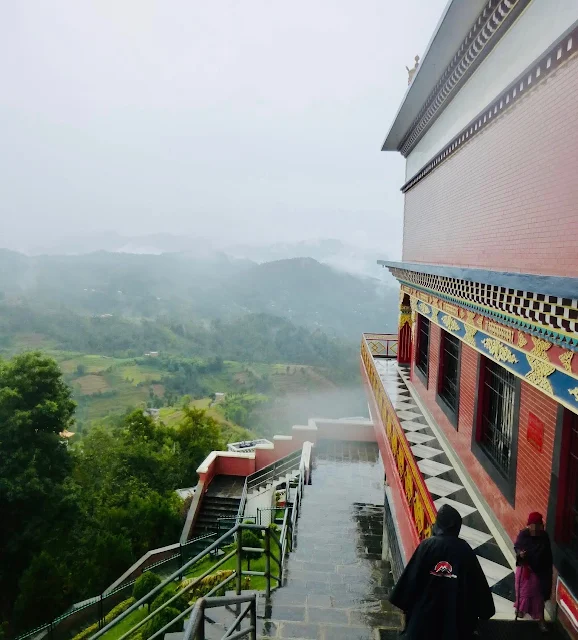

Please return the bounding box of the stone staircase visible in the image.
[247,469,300,501]
[193,495,241,537]
[168,443,569,639]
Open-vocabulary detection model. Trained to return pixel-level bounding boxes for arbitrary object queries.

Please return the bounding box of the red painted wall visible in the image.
[402,54,578,277]
[516,382,557,528]
[215,454,255,477]
[411,322,558,541]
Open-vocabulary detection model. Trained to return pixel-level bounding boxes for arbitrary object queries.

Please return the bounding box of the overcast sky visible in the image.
[1,0,446,256]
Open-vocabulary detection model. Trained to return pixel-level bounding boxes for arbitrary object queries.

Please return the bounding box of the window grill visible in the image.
[480,360,517,477]
[439,331,460,414]
[416,316,430,377]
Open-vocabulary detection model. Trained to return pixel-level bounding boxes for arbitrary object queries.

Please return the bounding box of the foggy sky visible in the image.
[1,1,446,256]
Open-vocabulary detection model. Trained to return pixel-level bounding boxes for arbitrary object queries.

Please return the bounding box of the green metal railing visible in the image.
[236,449,303,521]
[13,532,219,640]
[90,520,292,640]
[185,594,257,640]
[16,444,313,640]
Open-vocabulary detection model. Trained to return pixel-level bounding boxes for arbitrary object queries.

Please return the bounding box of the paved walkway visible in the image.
[257,440,402,639]
[373,358,516,617]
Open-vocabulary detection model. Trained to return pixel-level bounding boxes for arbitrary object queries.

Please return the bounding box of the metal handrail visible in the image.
[236,448,302,521]
[90,523,283,640]
[90,445,313,640]
[184,595,257,640]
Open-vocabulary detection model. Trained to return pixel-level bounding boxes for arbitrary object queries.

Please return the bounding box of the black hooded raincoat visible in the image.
[390,504,495,640]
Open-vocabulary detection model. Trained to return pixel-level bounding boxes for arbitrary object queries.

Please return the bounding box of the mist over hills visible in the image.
[24,232,394,280]
[0,248,397,341]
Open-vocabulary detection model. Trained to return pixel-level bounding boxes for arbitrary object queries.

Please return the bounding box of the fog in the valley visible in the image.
[256,386,370,438]
[1,0,447,258]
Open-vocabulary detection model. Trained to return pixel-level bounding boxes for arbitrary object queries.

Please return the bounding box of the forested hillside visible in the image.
[0,249,397,340]
[0,245,396,633]
[0,353,224,632]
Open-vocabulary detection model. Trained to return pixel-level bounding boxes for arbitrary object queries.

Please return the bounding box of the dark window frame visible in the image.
[436,330,461,428]
[547,406,578,597]
[414,315,430,388]
[471,354,520,505]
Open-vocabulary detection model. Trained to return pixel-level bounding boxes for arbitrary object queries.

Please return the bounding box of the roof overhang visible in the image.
[379,261,578,300]
[382,0,490,152]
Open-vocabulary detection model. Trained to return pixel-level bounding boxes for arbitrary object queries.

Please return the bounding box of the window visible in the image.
[415,316,430,380]
[480,359,517,477]
[437,331,460,425]
[558,411,578,555]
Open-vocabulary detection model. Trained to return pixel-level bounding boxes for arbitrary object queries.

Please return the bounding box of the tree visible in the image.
[172,408,224,485]
[133,572,162,610]
[123,409,156,441]
[0,352,76,623]
[76,363,86,376]
[13,552,71,629]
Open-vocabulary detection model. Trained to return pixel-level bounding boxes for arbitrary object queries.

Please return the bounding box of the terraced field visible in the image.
[40,353,341,436]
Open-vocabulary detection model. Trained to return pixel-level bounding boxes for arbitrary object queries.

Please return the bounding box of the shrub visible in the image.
[133,572,162,608]
[71,622,98,640]
[70,598,135,640]
[141,606,181,640]
[179,570,234,600]
[150,589,188,613]
[104,597,136,623]
[241,530,263,563]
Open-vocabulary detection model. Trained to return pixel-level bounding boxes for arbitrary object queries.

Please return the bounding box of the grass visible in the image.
[99,535,282,640]
[59,354,115,375]
[159,398,232,428]
[100,608,148,640]
[75,374,111,394]
[182,534,282,592]
[117,364,163,385]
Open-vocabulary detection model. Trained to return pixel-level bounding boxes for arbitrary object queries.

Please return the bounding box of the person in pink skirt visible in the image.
[514,512,553,632]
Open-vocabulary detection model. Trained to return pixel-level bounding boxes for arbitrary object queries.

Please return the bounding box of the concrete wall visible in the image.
[406,0,578,177]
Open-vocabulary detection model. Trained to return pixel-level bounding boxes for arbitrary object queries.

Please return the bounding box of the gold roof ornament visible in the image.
[406,55,420,85]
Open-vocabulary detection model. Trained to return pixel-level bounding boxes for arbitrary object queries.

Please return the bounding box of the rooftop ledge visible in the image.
[379,261,578,299]
[382,0,490,151]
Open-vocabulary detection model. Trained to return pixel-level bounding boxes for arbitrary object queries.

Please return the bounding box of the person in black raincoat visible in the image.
[390,504,495,639]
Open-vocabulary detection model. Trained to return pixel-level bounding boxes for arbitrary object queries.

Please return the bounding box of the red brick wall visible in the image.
[411,322,558,541]
[516,382,557,526]
[402,53,578,277]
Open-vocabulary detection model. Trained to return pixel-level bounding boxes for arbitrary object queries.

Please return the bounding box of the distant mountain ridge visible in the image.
[0,249,397,340]
[23,233,392,280]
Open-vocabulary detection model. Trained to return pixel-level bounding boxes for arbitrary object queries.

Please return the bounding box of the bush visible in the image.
[133,572,162,609]
[105,597,136,623]
[150,589,188,613]
[179,570,234,600]
[141,606,181,640]
[241,529,263,562]
[71,598,135,640]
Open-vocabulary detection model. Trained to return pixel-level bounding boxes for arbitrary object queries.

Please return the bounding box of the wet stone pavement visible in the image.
[257,440,402,640]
